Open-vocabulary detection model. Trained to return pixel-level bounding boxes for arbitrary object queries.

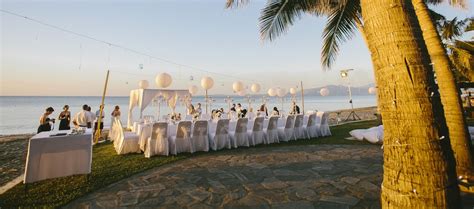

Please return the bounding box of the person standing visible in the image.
[73,104,89,128]
[86,106,95,128]
[271,107,280,116]
[58,105,71,130]
[111,105,121,118]
[38,107,55,133]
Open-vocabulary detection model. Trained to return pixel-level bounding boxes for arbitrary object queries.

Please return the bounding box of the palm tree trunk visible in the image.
[412,0,474,182]
[359,0,461,207]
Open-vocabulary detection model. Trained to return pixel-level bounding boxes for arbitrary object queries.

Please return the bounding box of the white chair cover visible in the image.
[317,112,332,136]
[278,115,295,142]
[293,114,306,140]
[209,119,231,150]
[265,116,280,144]
[246,112,256,120]
[230,118,249,147]
[304,113,319,138]
[109,118,118,141]
[247,117,265,146]
[169,121,193,155]
[145,122,169,158]
[113,118,140,155]
[192,120,209,152]
[229,111,238,121]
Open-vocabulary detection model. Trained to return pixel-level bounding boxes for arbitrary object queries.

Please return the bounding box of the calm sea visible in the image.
[0,95,376,135]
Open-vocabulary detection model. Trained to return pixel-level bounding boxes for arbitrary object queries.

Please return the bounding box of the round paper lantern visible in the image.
[289,87,297,95]
[237,89,246,96]
[232,81,244,92]
[155,73,172,88]
[320,88,330,96]
[188,85,199,95]
[368,87,377,94]
[251,83,261,93]
[267,88,277,97]
[201,76,214,90]
[139,80,149,89]
[277,88,287,97]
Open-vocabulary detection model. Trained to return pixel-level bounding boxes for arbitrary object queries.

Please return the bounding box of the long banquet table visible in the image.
[135,117,286,152]
[24,129,93,183]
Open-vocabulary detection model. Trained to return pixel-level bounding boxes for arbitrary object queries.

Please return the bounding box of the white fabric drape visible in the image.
[145,122,169,157]
[230,118,249,148]
[113,118,140,154]
[278,115,295,142]
[304,113,319,138]
[169,121,193,154]
[210,119,231,150]
[293,114,306,140]
[192,120,209,152]
[317,112,332,136]
[248,117,265,146]
[265,116,280,144]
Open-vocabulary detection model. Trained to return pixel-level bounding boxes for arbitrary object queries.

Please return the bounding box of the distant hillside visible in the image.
[303,84,375,96]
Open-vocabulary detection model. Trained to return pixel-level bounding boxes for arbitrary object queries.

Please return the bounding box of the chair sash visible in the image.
[192,120,209,152]
[145,122,169,158]
[266,116,280,144]
[233,118,249,147]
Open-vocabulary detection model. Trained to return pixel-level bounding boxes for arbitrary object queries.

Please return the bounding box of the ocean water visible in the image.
[0,95,376,135]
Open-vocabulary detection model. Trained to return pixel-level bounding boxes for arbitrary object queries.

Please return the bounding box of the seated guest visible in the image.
[38,107,55,133]
[187,104,195,115]
[236,103,243,117]
[195,103,202,116]
[58,105,71,130]
[230,103,236,112]
[271,107,280,116]
[73,104,90,128]
[290,101,301,115]
[241,109,248,118]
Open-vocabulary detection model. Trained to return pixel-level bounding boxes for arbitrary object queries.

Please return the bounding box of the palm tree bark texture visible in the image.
[360,0,461,208]
[412,0,474,182]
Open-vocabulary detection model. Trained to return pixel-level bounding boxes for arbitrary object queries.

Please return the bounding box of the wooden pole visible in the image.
[95,70,110,143]
[300,81,305,114]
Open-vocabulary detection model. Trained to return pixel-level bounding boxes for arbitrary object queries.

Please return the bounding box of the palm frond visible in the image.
[441,17,467,41]
[321,0,360,69]
[225,0,249,9]
[449,40,474,81]
[258,0,337,41]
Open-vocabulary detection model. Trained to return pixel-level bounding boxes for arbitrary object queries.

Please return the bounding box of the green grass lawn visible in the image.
[0,120,380,208]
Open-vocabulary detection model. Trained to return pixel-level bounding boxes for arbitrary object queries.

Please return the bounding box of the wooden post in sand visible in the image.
[300,81,305,114]
[95,70,110,143]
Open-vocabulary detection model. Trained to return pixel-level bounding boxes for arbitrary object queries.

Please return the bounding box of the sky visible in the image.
[1,0,473,96]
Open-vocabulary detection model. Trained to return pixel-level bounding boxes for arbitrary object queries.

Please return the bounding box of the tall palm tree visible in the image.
[412,0,474,184]
[227,0,474,182]
[227,0,461,207]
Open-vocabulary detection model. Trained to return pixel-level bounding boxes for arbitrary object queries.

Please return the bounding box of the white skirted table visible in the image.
[23,129,93,183]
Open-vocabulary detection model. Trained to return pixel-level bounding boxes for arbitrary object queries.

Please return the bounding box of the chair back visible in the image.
[193,120,208,137]
[229,111,237,120]
[316,111,324,126]
[176,121,192,138]
[235,118,248,134]
[307,113,317,127]
[284,115,295,129]
[267,116,279,131]
[215,119,230,135]
[294,114,304,128]
[152,122,168,141]
[252,117,264,132]
[246,112,256,120]
[143,115,155,123]
[321,112,329,125]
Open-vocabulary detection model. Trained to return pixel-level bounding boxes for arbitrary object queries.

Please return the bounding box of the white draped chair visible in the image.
[304,113,319,138]
[246,112,256,120]
[112,118,140,155]
[293,114,306,140]
[192,120,209,152]
[209,119,231,150]
[145,122,169,158]
[169,121,193,155]
[265,116,280,144]
[278,115,295,142]
[317,111,332,136]
[248,117,265,146]
[230,118,249,148]
[229,111,238,121]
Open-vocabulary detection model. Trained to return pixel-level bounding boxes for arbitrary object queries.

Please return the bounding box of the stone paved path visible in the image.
[67,145,383,209]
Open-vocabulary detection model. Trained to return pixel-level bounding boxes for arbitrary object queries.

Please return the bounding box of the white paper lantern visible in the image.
[237,89,246,96]
[201,76,214,90]
[320,88,330,96]
[138,80,149,89]
[251,83,261,93]
[188,85,199,95]
[268,88,277,97]
[277,88,287,97]
[289,87,297,95]
[155,73,172,88]
[368,87,377,94]
[232,81,244,92]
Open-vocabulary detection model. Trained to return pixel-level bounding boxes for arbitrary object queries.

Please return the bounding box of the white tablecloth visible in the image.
[24,130,92,183]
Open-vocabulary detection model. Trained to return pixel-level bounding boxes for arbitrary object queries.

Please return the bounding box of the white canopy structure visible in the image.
[127,89,191,128]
